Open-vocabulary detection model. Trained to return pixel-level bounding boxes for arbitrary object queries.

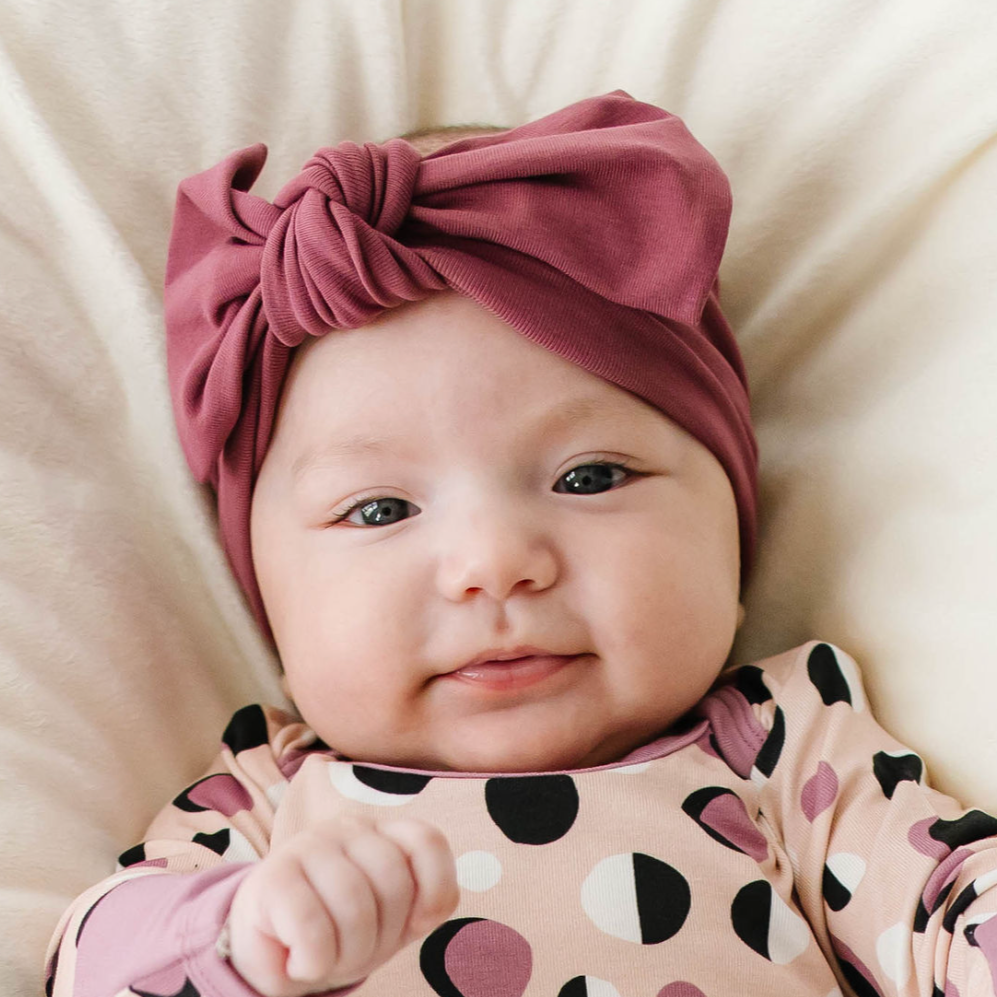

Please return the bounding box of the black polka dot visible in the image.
[352,766,432,795]
[822,864,852,911]
[681,787,763,857]
[913,895,931,933]
[832,945,882,997]
[731,881,772,959]
[420,918,532,997]
[75,892,106,945]
[557,978,589,997]
[753,707,785,778]
[872,751,922,799]
[734,665,772,704]
[931,880,956,915]
[683,787,732,839]
[485,775,579,844]
[928,811,997,849]
[807,643,852,706]
[172,776,218,813]
[131,979,201,997]
[221,705,269,754]
[421,919,480,997]
[44,949,58,997]
[192,828,230,856]
[118,842,146,867]
[943,882,979,933]
[634,853,691,943]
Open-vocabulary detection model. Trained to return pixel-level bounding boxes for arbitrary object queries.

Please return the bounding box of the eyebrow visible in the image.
[291,396,612,479]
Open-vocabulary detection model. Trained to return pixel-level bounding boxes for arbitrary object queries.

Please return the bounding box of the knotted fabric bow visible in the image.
[164,90,758,639]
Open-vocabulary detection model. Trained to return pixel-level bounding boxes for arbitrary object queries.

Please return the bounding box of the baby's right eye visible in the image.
[333,496,419,527]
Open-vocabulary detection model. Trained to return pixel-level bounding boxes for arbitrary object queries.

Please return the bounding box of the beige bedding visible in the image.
[1,1,995,993]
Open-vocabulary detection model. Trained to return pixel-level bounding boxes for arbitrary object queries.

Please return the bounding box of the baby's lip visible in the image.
[445,652,584,694]
[453,644,574,673]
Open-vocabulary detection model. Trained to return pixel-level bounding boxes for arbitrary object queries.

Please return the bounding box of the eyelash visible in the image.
[329,459,644,527]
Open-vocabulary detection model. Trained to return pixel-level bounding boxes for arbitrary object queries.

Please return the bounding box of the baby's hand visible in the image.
[226,815,459,997]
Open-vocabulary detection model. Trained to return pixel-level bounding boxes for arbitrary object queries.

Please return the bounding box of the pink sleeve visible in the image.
[45,705,304,997]
[751,642,997,996]
[53,864,256,997]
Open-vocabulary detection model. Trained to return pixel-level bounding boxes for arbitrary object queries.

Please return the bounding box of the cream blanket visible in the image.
[1,1,995,993]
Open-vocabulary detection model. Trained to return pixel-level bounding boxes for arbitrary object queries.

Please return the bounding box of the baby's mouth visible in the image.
[445,653,584,693]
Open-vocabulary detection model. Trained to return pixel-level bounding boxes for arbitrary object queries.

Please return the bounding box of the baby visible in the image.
[46,92,997,997]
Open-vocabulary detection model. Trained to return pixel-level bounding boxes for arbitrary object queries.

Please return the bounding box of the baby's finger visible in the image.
[229,866,337,997]
[339,826,417,958]
[264,867,341,984]
[377,819,459,939]
[298,847,380,977]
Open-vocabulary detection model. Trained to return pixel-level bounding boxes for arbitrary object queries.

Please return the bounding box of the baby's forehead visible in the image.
[277,294,651,426]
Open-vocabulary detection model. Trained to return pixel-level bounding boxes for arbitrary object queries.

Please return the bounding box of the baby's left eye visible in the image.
[554,462,632,495]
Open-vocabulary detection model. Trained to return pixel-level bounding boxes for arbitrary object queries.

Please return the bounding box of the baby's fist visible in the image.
[226,815,458,997]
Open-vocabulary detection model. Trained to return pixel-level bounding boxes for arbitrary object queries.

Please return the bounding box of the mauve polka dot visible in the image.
[181,775,253,817]
[908,817,951,861]
[831,934,885,997]
[801,762,838,822]
[657,983,707,997]
[455,850,503,892]
[444,919,532,997]
[699,792,768,861]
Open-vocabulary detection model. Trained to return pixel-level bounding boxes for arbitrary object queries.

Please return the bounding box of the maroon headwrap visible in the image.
[164,90,757,639]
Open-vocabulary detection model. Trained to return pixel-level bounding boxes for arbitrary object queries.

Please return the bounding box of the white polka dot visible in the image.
[836,652,866,712]
[581,854,642,943]
[975,869,997,893]
[785,845,801,875]
[767,890,811,964]
[265,780,288,810]
[826,852,866,892]
[456,850,502,892]
[613,761,650,775]
[876,921,911,986]
[223,828,259,863]
[328,764,413,805]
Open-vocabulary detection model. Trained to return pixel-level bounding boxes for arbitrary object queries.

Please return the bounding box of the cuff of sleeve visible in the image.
[182,866,364,997]
[178,864,261,997]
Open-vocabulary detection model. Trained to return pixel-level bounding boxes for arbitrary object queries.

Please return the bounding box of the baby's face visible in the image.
[251,292,742,773]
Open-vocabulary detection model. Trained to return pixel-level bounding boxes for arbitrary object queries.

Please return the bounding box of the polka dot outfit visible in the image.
[45,643,997,996]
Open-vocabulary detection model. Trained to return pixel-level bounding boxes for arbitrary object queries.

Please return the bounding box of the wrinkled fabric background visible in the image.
[1,2,995,993]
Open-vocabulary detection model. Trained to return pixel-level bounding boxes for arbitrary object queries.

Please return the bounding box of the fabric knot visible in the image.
[260,139,444,345]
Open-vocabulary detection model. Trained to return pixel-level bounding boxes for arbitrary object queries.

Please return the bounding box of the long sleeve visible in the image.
[744,641,997,996]
[45,704,305,997]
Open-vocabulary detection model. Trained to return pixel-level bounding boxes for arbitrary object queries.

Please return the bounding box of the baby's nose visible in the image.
[434,506,559,602]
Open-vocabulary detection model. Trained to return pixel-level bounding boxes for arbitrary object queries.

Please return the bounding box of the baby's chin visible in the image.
[368,729,647,775]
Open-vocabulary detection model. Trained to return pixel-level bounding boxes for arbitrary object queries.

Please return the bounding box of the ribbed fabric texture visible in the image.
[164,90,757,637]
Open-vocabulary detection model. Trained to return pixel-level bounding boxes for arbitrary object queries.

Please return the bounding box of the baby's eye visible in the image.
[554,461,632,495]
[336,497,417,527]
